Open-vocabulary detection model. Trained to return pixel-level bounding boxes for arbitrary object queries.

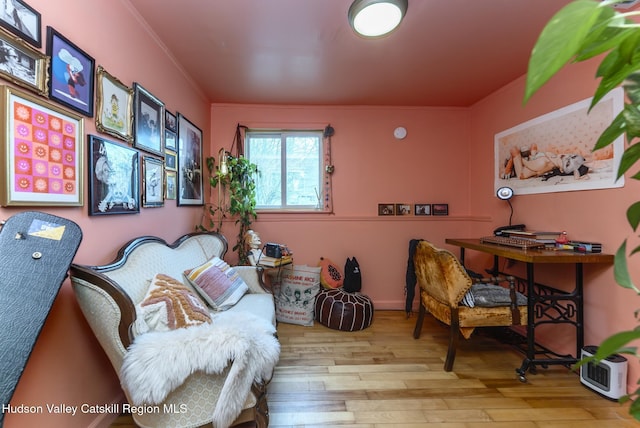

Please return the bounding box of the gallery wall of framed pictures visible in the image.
[0,0,205,214]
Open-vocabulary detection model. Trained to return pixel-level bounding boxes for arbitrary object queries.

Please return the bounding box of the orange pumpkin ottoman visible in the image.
[314,288,374,331]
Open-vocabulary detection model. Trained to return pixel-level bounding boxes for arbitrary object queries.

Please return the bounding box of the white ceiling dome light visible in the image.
[348,0,408,38]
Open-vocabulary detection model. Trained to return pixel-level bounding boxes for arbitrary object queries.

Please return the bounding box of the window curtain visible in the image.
[322,125,334,213]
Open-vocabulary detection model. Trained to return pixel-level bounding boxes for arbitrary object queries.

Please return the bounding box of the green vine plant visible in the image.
[197,152,258,265]
[525,0,640,419]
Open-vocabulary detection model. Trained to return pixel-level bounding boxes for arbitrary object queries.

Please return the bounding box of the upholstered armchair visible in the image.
[412,240,527,371]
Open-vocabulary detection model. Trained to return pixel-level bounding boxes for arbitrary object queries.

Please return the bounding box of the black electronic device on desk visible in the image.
[493,224,526,236]
[258,243,293,268]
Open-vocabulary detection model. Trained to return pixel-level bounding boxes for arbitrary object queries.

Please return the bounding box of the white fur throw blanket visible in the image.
[120,311,280,428]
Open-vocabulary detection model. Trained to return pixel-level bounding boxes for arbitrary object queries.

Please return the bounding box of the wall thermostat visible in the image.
[393,126,407,140]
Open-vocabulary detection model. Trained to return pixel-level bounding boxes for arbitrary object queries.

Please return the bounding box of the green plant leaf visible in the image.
[592,53,640,107]
[525,0,605,102]
[596,331,640,359]
[628,201,640,231]
[630,243,640,257]
[622,103,640,138]
[614,240,638,291]
[594,109,626,150]
[623,71,640,104]
[575,13,632,62]
[617,140,640,179]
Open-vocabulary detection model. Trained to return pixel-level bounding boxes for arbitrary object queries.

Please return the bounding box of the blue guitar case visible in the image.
[0,211,82,426]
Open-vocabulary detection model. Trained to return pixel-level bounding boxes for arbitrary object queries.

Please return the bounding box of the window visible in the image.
[246,130,324,210]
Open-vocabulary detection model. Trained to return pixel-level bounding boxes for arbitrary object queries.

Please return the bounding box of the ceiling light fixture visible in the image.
[348,0,408,38]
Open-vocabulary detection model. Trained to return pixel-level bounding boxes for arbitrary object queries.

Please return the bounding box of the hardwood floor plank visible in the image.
[111,310,635,427]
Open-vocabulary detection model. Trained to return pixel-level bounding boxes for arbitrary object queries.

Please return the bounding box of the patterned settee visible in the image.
[70,231,278,428]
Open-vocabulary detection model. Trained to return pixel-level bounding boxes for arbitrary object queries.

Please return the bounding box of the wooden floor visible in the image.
[112,310,636,427]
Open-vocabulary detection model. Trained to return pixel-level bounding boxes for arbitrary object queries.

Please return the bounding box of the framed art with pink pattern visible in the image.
[0,85,84,206]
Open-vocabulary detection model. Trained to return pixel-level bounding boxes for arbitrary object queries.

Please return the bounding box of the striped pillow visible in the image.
[137,273,212,332]
[184,257,249,311]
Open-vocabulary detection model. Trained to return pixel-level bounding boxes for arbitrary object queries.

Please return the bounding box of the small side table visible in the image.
[257,261,293,293]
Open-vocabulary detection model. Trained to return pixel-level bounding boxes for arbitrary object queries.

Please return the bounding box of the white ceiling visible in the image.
[127,0,579,107]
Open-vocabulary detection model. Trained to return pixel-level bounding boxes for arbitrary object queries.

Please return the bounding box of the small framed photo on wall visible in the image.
[396,203,411,215]
[164,129,176,151]
[432,203,449,216]
[133,82,165,156]
[142,156,164,207]
[165,170,177,200]
[95,65,133,143]
[165,110,176,132]
[0,0,41,48]
[164,150,177,171]
[0,27,48,97]
[378,203,395,216]
[415,204,431,216]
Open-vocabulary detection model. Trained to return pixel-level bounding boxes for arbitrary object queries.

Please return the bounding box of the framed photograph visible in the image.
[396,203,411,215]
[378,203,394,216]
[176,112,203,206]
[432,203,449,216]
[415,204,431,216]
[46,27,95,117]
[95,65,133,143]
[133,82,164,156]
[164,128,176,151]
[0,27,48,96]
[165,169,177,200]
[142,155,164,207]
[88,134,139,215]
[0,85,84,207]
[164,149,176,171]
[0,0,41,48]
[165,109,176,132]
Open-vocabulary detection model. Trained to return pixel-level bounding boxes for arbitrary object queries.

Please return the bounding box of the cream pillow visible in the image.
[137,273,212,332]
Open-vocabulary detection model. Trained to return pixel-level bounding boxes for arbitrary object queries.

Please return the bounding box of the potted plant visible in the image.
[525,0,640,419]
[198,149,258,265]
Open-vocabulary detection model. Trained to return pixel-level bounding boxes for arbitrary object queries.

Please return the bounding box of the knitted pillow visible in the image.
[184,257,249,311]
[137,273,212,332]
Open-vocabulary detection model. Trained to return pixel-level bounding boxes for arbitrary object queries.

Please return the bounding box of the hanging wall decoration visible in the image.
[46,26,95,117]
[0,85,84,206]
[176,112,203,206]
[495,87,624,195]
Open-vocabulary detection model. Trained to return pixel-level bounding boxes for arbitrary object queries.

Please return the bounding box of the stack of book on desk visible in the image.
[502,230,562,247]
[257,254,293,267]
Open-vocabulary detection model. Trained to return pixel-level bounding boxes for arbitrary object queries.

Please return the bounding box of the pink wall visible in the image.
[1,1,210,427]
[469,60,640,389]
[2,2,638,427]
[210,104,477,308]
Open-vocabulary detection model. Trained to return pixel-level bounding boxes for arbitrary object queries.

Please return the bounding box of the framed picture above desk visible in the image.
[445,238,613,382]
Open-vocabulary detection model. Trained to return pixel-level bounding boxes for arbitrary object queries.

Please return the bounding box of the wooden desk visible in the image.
[445,238,613,381]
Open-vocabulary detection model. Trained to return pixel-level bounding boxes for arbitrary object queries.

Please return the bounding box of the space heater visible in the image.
[580,345,628,400]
